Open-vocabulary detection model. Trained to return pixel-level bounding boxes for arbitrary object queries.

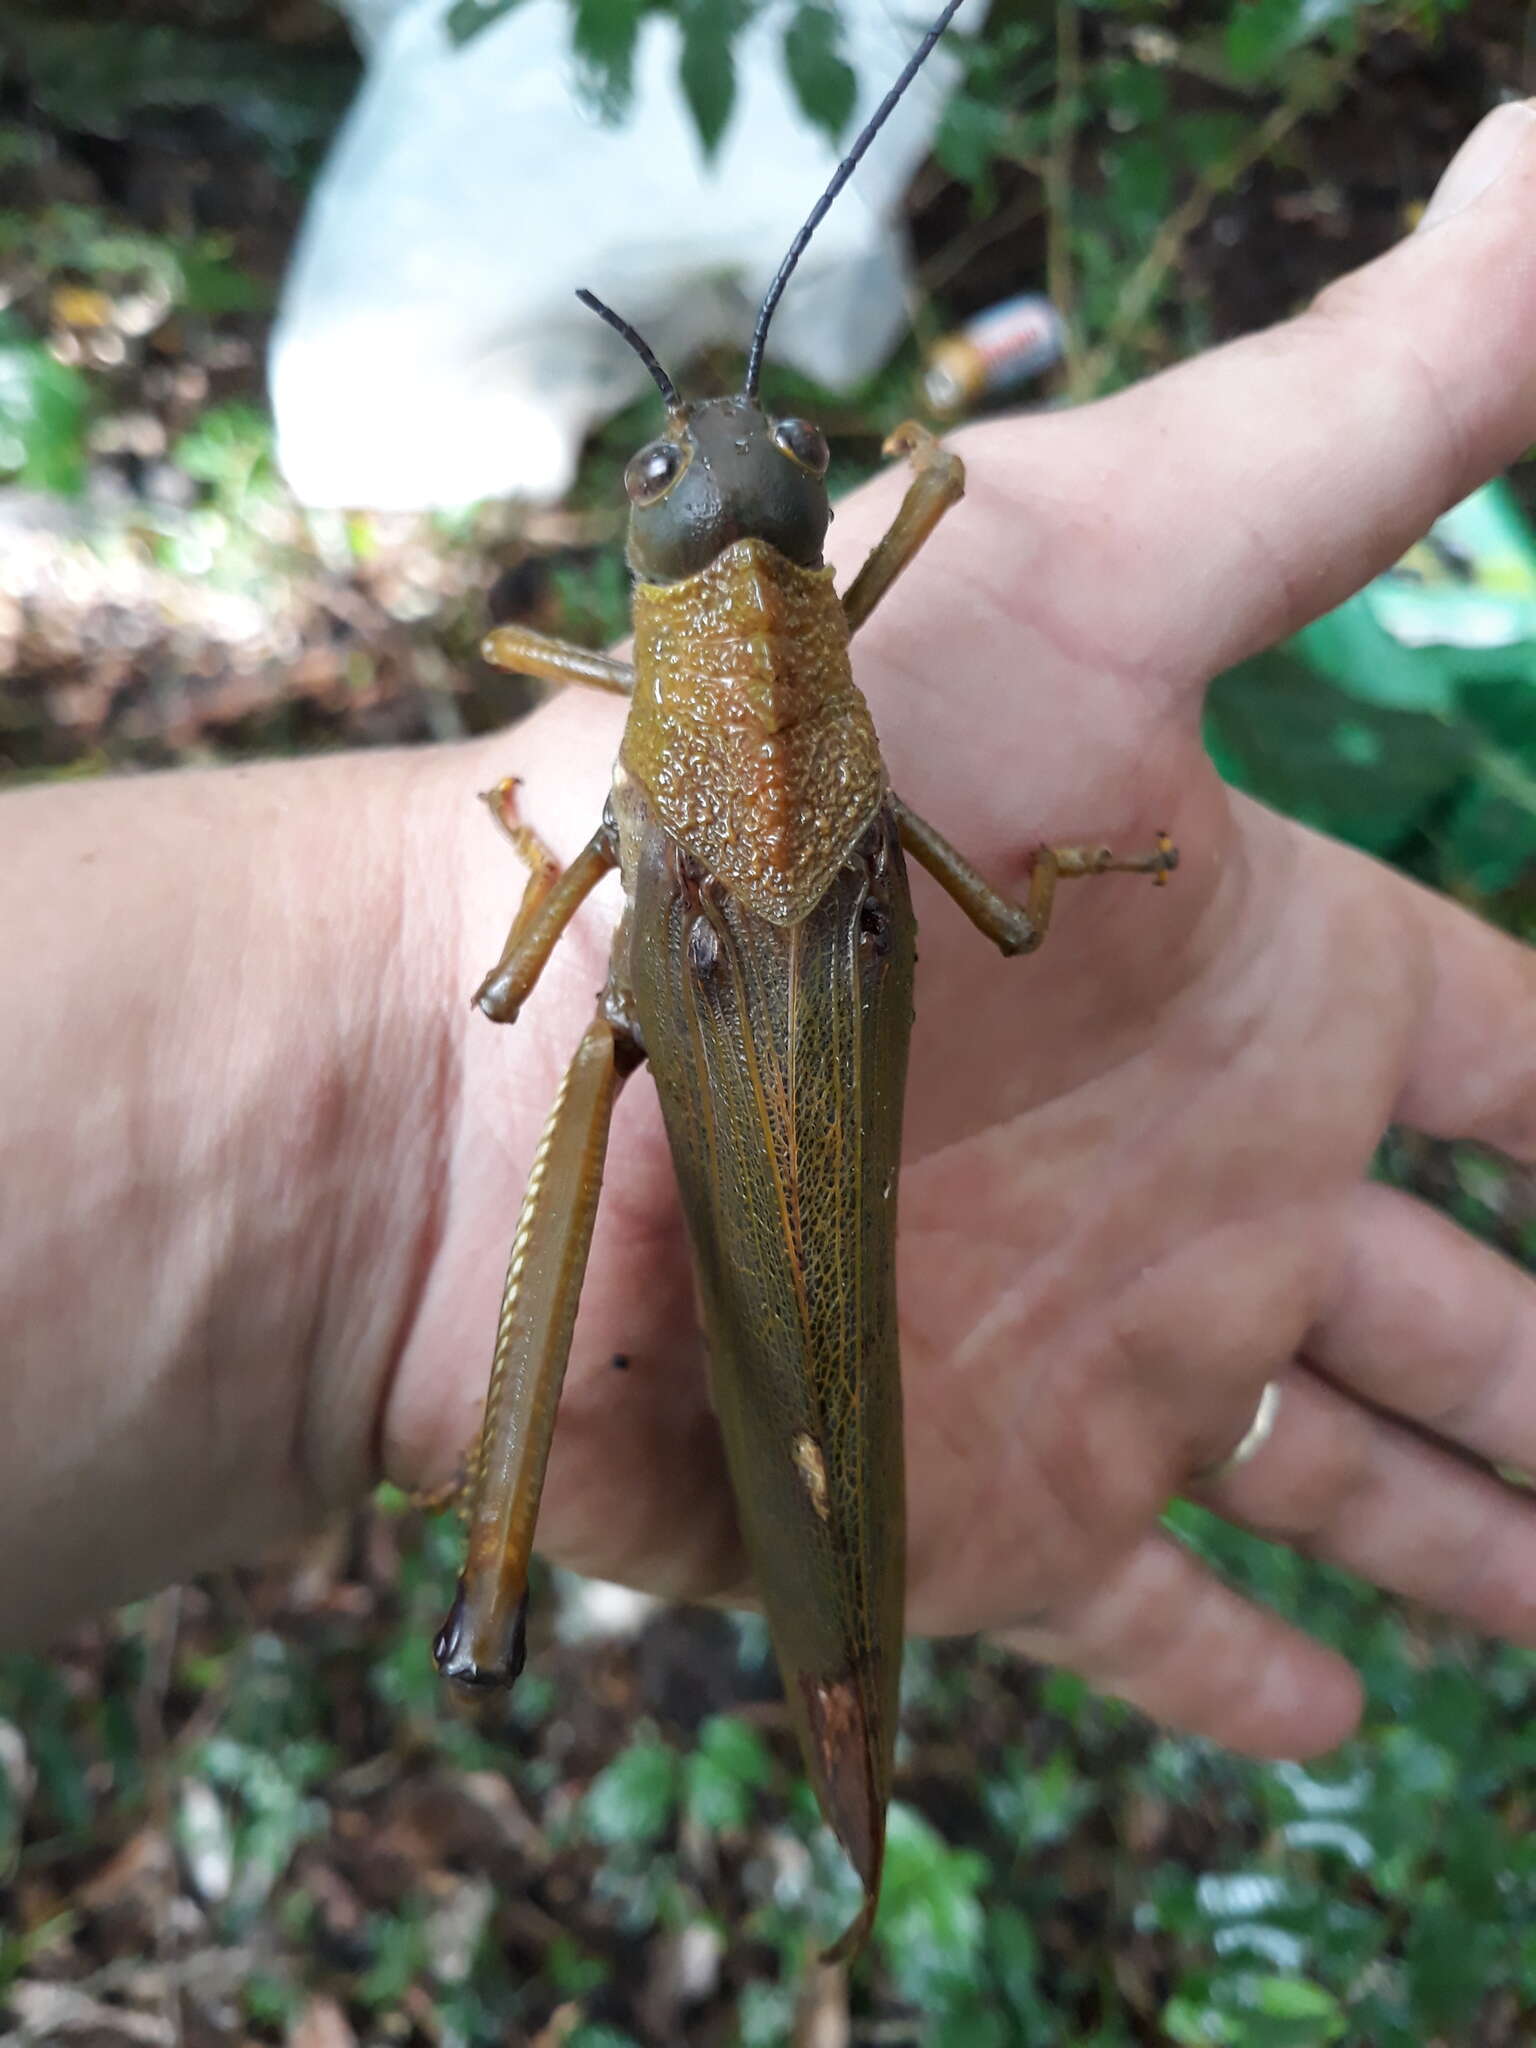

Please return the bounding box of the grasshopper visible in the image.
[432,0,1177,1956]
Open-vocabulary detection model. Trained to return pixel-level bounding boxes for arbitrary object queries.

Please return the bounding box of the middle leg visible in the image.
[895,794,1177,957]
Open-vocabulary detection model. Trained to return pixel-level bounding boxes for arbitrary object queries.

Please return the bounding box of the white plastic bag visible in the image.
[270,0,976,508]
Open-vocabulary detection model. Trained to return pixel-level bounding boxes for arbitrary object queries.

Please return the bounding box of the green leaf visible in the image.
[987,1904,1053,2028]
[1440,771,1536,894]
[545,1933,608,1999]
[874,1803,986,2003]
[1105,132,1173,242]
[739,1981,796,2048]
[982,1745,1093,1849]
[581,1734,679,1847]
[1225,0,1302,80]
[0,330,89,494]
[1461,671,1536,770]
[682,1714,772,1834]
[446,0,528,46]
[357,1909,429,2008]
[1248,1974,1346,2025]
[679,0,737,159]
[1224,0,1357,82]
[1175,110,1249,173]
[1205,648,1474,856]
[932,91,1006,188]
[783,3,857,146]
[1096,57,1167,126]
[1166,1970,1347,2047]
[572,0,645,122]
[174,401,275,503]
[241,1973,300,2031]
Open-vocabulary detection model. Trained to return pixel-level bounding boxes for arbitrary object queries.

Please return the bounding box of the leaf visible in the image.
[1224,0,1304,80]
[1403,1896,1507,2030]
[874,1803,986,2003]
[0,331,89,495]
[1175,109,1249,173]
[445,0,528,46]
[1204,648,1474,857]
[1461,671,1536,769]
[783,2,857,146]
[1167,1970,1348,2047]
[682,1715,772,1835]
[1105,132,1173,242]
[679,0,738,159]
[933,91,1006,189]
[982,1746,1093,1849]
[987,1904,1053,2029]
[1296,598,1458,714]
[1440,772,1536,894]
[1279,1818,1375,1869]
[1096,56,1168,126]
[1247,1973,1346,2026]
[581,1735,679,1847]
[572,0,645,123]
[174,401,274,501]
[1224,0,1358,82]
[1197,1872,1298,1920]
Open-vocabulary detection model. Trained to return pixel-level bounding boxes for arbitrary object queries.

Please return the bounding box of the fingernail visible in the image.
[1418,99,1536,231]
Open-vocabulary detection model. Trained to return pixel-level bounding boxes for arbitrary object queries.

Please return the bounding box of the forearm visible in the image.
[0,740,505,1641]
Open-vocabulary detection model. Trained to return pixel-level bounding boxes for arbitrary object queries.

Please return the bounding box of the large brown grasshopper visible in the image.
[432,0,1176,1955]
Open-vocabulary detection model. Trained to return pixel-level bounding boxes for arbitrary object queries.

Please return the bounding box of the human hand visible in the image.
[387,102,1536,1760]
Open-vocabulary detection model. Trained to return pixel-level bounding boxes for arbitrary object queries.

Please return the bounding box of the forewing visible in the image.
[628,798,915,1947]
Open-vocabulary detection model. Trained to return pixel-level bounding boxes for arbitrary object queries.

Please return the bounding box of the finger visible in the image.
[1198,1365,1536,1647]
[954,102,1536,696]
[1000,1529,1362,1760]
[1388,868,1536,1157]
[1308,1182,1536,1467]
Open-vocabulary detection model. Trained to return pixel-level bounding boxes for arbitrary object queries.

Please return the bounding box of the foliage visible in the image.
[1207,478,1536,912]
[3,8,356,177]
[580,1731,681,1847]
[446,0,859,155]
[0,205,270,503]
[0,321,89,493]
[0,205,269,320]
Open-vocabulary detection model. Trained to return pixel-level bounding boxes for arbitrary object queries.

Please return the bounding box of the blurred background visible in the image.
[2,1,1536,2042]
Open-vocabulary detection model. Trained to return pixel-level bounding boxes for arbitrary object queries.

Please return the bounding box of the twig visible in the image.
[1073,34,1382,398]
[917,183,1044,297]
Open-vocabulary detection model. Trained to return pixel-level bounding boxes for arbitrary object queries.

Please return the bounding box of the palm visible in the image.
[394,151,1536,1757]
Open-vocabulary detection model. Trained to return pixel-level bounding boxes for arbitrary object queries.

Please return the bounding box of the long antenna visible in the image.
[742,0,966,402]
[575,287,683,412]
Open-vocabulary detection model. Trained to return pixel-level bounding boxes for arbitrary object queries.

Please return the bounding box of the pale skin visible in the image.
[3,105,1535,1762]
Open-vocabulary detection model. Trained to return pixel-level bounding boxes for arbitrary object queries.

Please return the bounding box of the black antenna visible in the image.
[742,0,966,402]
[576,286,683,412]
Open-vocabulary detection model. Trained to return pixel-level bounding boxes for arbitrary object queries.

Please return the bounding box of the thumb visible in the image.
[1419,97,1536,231]
[939,98,1536,697]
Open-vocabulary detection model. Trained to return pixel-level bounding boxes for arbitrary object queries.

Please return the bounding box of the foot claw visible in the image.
[479,776,522,825]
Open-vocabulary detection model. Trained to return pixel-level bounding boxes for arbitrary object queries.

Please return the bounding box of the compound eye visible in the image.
[625,439,689,506]
[773,417,830,478]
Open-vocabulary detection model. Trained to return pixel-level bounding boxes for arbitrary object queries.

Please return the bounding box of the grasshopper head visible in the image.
[622,395,831,583]
[576,0,962,586]
[572,291,831,583]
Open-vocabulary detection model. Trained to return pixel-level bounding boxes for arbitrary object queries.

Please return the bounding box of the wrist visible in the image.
[0,746,477,1637]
